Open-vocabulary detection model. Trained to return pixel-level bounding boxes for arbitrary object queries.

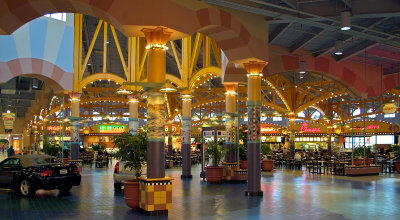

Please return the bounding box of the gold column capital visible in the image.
[223,83,238,93]
[243,61,267,74]
[141,27,172,46]
[68,92,82,102]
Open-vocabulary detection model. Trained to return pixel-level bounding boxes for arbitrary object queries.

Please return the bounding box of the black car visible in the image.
[0,155,81,196]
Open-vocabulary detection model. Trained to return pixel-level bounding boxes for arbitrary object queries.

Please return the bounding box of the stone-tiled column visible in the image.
[244,61,266,197]
[128,95,139,135]
[224,83,238,163]
[167,120,173,155]
[69,92,81,160]
[142,27,172,179]
[289,116,295,157]
[181,93,192,178]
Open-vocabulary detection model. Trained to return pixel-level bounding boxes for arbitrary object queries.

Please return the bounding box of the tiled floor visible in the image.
[0,159,399,220]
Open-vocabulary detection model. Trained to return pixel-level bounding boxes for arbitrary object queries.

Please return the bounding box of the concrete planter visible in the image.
[239,160,247,169]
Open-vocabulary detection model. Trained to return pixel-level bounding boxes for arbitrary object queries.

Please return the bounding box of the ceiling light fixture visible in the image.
[334,40,343,55]
[341,10,351,31]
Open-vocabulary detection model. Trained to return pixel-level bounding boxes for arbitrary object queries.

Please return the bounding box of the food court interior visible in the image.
[1,0,400,219]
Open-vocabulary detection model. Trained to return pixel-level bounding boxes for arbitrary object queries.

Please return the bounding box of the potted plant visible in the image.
[43,141,62,157]
[392,145,400,173]
[238,144,248,169]
[112,132,147,209]
[353,146,373,166]
[261,143,274,171]
[205,141,225,183]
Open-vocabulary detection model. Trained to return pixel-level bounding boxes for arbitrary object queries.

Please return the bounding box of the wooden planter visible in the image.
[365,158,373,166]
[396,161,400,174]
[206,166,224,183]
[239,160,247,169]
[261,160,274,171]
[122,180,140,210]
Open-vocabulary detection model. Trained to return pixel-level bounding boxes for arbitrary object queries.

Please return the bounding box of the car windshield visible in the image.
[34,157,58,164]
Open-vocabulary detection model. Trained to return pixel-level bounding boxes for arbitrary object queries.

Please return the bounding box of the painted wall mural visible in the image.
[247,107,260,142]
[147,92,165,140]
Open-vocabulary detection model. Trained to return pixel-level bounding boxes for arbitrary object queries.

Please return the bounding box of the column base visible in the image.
[245,191,263,197]
[140,209,168,216]
[180,175,193,179]
[138,177,173,213]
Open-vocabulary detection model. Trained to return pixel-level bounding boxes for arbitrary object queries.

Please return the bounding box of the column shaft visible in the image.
[244,61,266,197]
[147,92,165,178]
[181,97,192,178]
[129,99,139,135]
[70,99,80,160]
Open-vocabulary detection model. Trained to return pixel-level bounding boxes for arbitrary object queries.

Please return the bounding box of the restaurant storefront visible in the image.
[341,121,400,149]
[84,123,127,149]
[294,122,331,150]
[260,123,283,150]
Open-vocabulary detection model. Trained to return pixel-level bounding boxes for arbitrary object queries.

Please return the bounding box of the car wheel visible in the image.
[114,183,122,191]
[59,184,73,195]
[18,179,36,197]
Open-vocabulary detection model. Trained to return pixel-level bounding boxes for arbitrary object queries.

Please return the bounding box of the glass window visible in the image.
[297,111,305,118]
[310,111,320,120]
[35,157,58,165]
[272,117,282,121]
[367,108,376,118]
[384,113,395,118]
[0,158,21,168]
[44,13,67,22]
[352,108,360,116]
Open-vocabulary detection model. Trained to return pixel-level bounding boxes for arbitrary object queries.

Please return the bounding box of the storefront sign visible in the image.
[2,113,15,130]
[300,123,321,133]
[343,121,396,133]
[260,124,280,134]
[47,126,71,132]
[383,103,397,114]
[164,125,177,133]
[99,124,126,133]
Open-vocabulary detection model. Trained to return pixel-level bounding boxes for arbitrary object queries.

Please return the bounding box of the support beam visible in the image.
[269,23,291,44]
[290,27,325,53]
[103,22,108,73]
[337,41,377,62]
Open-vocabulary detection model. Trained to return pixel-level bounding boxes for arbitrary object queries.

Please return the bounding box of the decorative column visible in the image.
[244,61,266,197]
[289,116,296,157]
[181,92,193,178]
[69,92,81,160]
[128,94,139,135]
[167,120,173,155]
[224,83,238,163]
[142,27,171,179]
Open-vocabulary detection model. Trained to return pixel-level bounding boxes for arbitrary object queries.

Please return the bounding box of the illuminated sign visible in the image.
[164,125,177,133]
[300,123,321,133]
[99,124,126,133]
[383,103,397,114]
[351,125,380,130]
[47,126,71,132]
[261,124,280,134]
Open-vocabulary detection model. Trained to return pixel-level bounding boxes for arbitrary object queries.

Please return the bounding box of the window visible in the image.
[310,111,320,120]
[384,113,395,118]
[352,108,361,116]
[0,158,21,169]
[297,111,305,118]
[272,117,282,121]
[44,13,67,22]
[367,109,376,118]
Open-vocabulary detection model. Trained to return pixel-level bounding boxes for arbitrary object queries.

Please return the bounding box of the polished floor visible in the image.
[0,155,399,220]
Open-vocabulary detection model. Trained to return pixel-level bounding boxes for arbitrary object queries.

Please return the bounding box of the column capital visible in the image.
[141,27,172,47]
[243,61,267,74]
[223,83,238,94]
[68,91,82,102]
[127,93,141,102]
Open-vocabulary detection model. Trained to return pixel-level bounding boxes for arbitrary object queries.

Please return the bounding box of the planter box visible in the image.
[122,180,140,210]
[206,166,224,183]
[239,160,247,169]
[353,158,374,166]
[233,169,247,181]
[345,166,380,176]
[261,160,274,171]
[138,177,173,215]
[222,163,238,180]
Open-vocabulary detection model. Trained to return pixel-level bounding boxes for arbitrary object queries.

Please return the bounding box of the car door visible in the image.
[0,158,21,186]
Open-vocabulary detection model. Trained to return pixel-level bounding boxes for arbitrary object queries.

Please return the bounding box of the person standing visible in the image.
[7,145,15,157]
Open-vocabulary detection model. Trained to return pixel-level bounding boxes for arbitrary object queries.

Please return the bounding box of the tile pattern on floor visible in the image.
[0,160,399,220]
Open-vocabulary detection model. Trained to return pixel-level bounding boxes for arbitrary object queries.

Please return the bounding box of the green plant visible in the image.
[90,143,106,152]
[391,145,400,160]
[239,125,247,146]
[206,141,224,167]
[0,139,9,146]
[353,146,373,158]
[43,142,61,157]
[112,132,147,180]
[238,144,247,161]
[261,143,271,156]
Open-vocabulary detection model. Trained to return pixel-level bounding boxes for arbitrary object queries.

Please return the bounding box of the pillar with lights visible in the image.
[224,83,238,163]
[139,27,173,215]
[181,92,193,178]
[128,94,139,135]
[69,92,81,160]
[244,61,266,196]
